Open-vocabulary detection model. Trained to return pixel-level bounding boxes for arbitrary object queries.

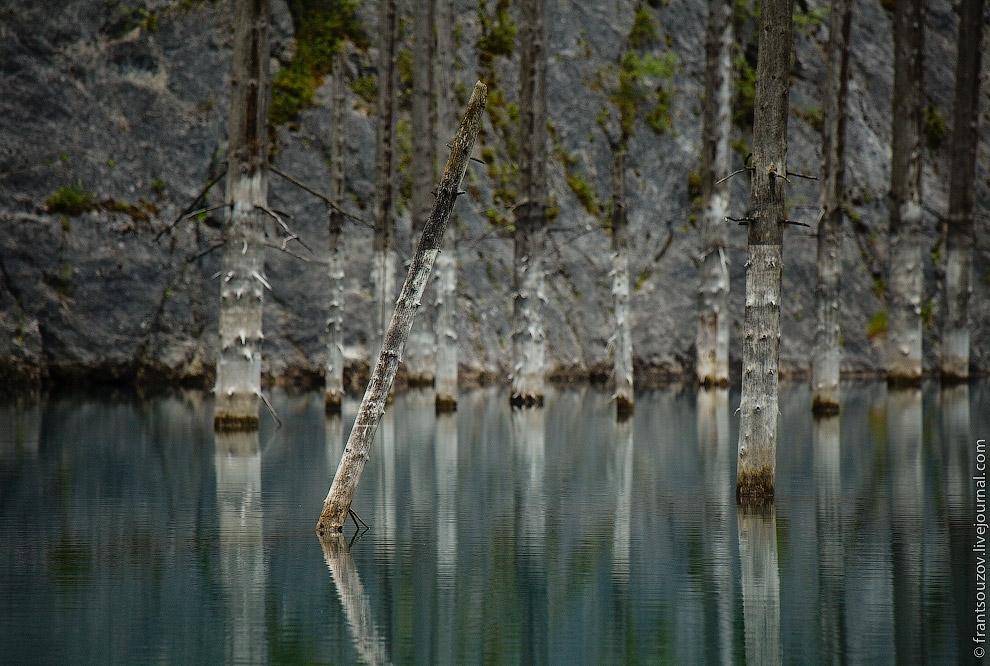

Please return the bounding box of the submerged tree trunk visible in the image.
[434,0,459,412]
[214,0,271,431]
[696,0,733,388]
[326,50,347,414]
[811,0,852,416]
[372,0,399,367]
[317,82,487,535]
[610,151,634,419]
[886,0,925,387]
[735,0,792,504]
[941,0,983,383]
[512,0,548,408]
[405,0,438,386]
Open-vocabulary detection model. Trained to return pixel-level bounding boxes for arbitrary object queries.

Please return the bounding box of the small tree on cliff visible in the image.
[696,0,734,388]
[941,0,983,384]
[512,0,548,408]
[214,0,271,431]
[886,0,925,387]
[735,0,793,504]
[811,0,853,415]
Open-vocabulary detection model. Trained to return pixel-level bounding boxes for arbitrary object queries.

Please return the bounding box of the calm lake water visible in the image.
[0,381,986,665]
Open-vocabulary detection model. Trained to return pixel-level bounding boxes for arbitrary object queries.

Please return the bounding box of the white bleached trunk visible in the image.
[405,0,438,386]
[372,0,399,369]
[214,0,271,430]
[317,83,487,534]
[886,0,925,387]
[941,0,983,383]
[811,0,852,415]
[512,0,548,408]
[326,50,347,413]
[434,0,459,411]
[696,0,733,387]
[610,151,633,418]
[735,0,792,504]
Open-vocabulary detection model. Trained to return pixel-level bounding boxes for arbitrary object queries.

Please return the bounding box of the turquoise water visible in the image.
[0,381,985,664]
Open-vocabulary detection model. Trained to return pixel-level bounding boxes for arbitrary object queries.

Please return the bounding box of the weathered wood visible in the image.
[214,0,271,431]
[326,50,347,414]
[372,0,399,366]
[811,0,852,415]
[610,150,634,419]
[316,82,488,535]
[941,0,983,383]
[696,0,733,388]
[434,0,459,412]
[405,0,438,386]
[512,0,548,408]
[886,0,925,387]
[735,0,792,504]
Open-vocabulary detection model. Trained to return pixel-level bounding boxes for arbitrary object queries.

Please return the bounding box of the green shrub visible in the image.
[45,185,96,217]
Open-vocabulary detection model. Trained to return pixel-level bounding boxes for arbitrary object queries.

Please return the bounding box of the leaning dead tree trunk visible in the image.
[696,0,734,388]
[214,0,271,431]
[941,0,983,384]
[811,0,852,415]
[326,50,347,414]
[434,0,459,412]
[735,0,793,505]
[610,151,634,419]
[886,0,925,387]
[405,0,438,386]
[511,0,548,408]
[316,82,488,535]
[372,0,399,367]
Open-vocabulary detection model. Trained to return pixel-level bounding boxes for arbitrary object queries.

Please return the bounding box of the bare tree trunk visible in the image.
[735,0,792,504]
[811,0,852,415]
[317,82,488,535]
[610,151,634,419]
[406,0,438,386]
[214,0,271,431]
[512,0,548,408]
[372,0,399,367]
[326,50,347,414]
[886,0,925,387]
[696,0,733,388]
[434,0,459,412]
[941,0,983,383]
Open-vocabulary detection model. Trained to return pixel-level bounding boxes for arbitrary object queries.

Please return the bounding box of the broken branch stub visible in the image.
[316,81,488,535]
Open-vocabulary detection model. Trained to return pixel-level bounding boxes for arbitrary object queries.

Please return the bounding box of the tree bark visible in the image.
[610,151,634,418]
[941,0,983,383]
[886,0,925,387]
[735,0,792,504]
[434,0,459,412]
[214,0,271,431]
[696,0,733,388]
[372,0,399,367]
[316,82,488,535]
[326,50,347,414]
[512,0,548,408]
[811,0,852,415]
[405,0,438,386]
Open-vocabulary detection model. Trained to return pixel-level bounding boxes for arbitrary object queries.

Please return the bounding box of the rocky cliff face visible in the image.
[0,0,987,389]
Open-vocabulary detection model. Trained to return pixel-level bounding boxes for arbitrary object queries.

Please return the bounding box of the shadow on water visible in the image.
[0,381,986,664]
